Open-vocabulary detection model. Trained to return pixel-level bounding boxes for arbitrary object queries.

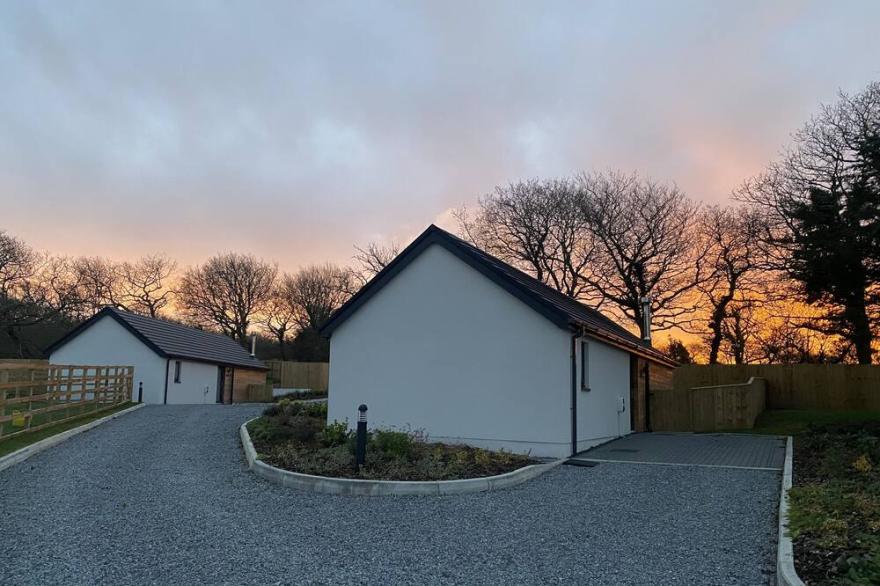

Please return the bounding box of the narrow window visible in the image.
[580,341,590,391]
[174,360,182,383]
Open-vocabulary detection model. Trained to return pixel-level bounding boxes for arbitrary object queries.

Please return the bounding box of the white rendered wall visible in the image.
[49,315,166,404]
[575,337,632,452]
[164,360,219,404]
[328,244,572,458]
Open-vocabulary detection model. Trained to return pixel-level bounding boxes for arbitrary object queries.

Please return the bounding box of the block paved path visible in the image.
[572,432,786,470]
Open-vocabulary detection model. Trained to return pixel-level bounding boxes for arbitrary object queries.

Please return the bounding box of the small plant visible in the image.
[288,416,324,443]
[262,403,281,417]
[853,454,873,474]
[303,401,328,419]
[319,420,351,447]
[372,429,416,459]
[248,418,295,443]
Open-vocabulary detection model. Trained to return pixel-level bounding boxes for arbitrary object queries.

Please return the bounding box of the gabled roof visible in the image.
[46,307,267,370]
[320,225,676,368]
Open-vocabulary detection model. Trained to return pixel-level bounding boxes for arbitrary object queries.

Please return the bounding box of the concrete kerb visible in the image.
[777,436,805,586]
[239,418,564,496]
[0,402,146,473]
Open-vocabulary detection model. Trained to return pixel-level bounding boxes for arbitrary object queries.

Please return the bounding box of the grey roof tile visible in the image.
[47,307,267,370]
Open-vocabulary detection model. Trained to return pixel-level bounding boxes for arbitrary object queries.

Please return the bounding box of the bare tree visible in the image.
[753,321,836,364]
[579,171,708,339]
[72,256,120,315]
[71,254,176,318]
[177,253,277,343]
[351,241,400,286]
[118,254,176,317]
[696,206,765,363]
[260,282,297,360]
[280,264,352,332]
[0,231,86,355]
[456,177,596,299]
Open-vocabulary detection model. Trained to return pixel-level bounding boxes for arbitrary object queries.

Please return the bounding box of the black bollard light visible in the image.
[138,382,143,403]
[355,404,368,472]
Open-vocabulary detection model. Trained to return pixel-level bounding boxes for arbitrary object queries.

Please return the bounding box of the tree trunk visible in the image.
[277,335,287,361]
[847,294,873,364]
[707,303,727,365]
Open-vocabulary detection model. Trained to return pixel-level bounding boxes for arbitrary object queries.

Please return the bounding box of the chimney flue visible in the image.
[250,334,256,357]
[640,295,652,346]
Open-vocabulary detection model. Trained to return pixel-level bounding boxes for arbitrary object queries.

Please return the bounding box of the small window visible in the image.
[174,361,181,383]
[580,341,590,391]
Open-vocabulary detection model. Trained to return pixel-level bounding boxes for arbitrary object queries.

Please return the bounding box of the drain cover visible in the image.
[609,448,639,453]
[564,459,599,468]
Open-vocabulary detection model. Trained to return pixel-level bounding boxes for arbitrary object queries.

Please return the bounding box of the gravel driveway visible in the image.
[0,406,779,585]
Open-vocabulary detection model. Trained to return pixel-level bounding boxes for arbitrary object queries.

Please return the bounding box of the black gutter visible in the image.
[163,359,170,405]
[570,331,578,457]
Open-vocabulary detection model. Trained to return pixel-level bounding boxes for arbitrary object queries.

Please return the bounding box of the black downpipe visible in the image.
[570,332,578,456]
[644,362,652,432]
[162,359,170,404]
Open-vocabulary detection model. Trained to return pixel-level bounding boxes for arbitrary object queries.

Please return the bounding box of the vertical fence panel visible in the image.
[265,361,329,392]
[672,364,880,411]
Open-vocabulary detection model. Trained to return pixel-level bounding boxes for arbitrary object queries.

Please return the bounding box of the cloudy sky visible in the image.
[1,1,879,272]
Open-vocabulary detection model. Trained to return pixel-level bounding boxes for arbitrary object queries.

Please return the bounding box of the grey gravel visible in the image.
[0,405,779,585]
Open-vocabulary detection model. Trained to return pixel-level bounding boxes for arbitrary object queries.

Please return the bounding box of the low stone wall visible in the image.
[777,437,805,586]
[239,419,563,496]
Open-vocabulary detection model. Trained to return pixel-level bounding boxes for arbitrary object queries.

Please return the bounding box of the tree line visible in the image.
[1,83,877,363]
[460,83,879,364]
[0,231,401,361]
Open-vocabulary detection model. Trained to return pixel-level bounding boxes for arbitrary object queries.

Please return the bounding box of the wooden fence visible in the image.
[0,363,133,440]
[651,378,766,432]
[672,364,880,411]
[265,361,329,392]
[245,383,274,403]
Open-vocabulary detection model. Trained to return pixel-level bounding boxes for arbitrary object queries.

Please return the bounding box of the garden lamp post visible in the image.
[355,404,368,472]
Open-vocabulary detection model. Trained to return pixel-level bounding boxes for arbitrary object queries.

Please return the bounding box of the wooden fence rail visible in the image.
[0,363,133,440]
[265,361,329,392]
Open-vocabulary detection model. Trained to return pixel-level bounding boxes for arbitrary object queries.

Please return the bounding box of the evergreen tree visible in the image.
[739,83,880,363]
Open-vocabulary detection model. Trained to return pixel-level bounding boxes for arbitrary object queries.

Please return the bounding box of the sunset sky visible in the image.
[2,1,879,273]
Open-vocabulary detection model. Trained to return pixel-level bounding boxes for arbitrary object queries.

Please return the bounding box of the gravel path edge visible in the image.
[240,417,565,496]
[0,402,146,473]
[777,436,805,586]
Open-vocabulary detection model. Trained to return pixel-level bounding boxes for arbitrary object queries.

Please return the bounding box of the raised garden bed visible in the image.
[247,399,537,481]
[788,421,879,585]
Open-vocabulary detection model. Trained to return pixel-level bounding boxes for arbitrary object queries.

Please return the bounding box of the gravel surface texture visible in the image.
[0,405,779,585]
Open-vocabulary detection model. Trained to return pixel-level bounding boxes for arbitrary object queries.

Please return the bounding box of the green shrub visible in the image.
[372,429,416,459]
[303,402,328,419]
[262,404,281,417]
[319,420,351,447]
[267,399,327,421]
[288,416,324,443]
[248,418,295,444]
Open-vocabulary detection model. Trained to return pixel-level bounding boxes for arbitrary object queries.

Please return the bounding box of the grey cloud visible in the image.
[1,0,878,270]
